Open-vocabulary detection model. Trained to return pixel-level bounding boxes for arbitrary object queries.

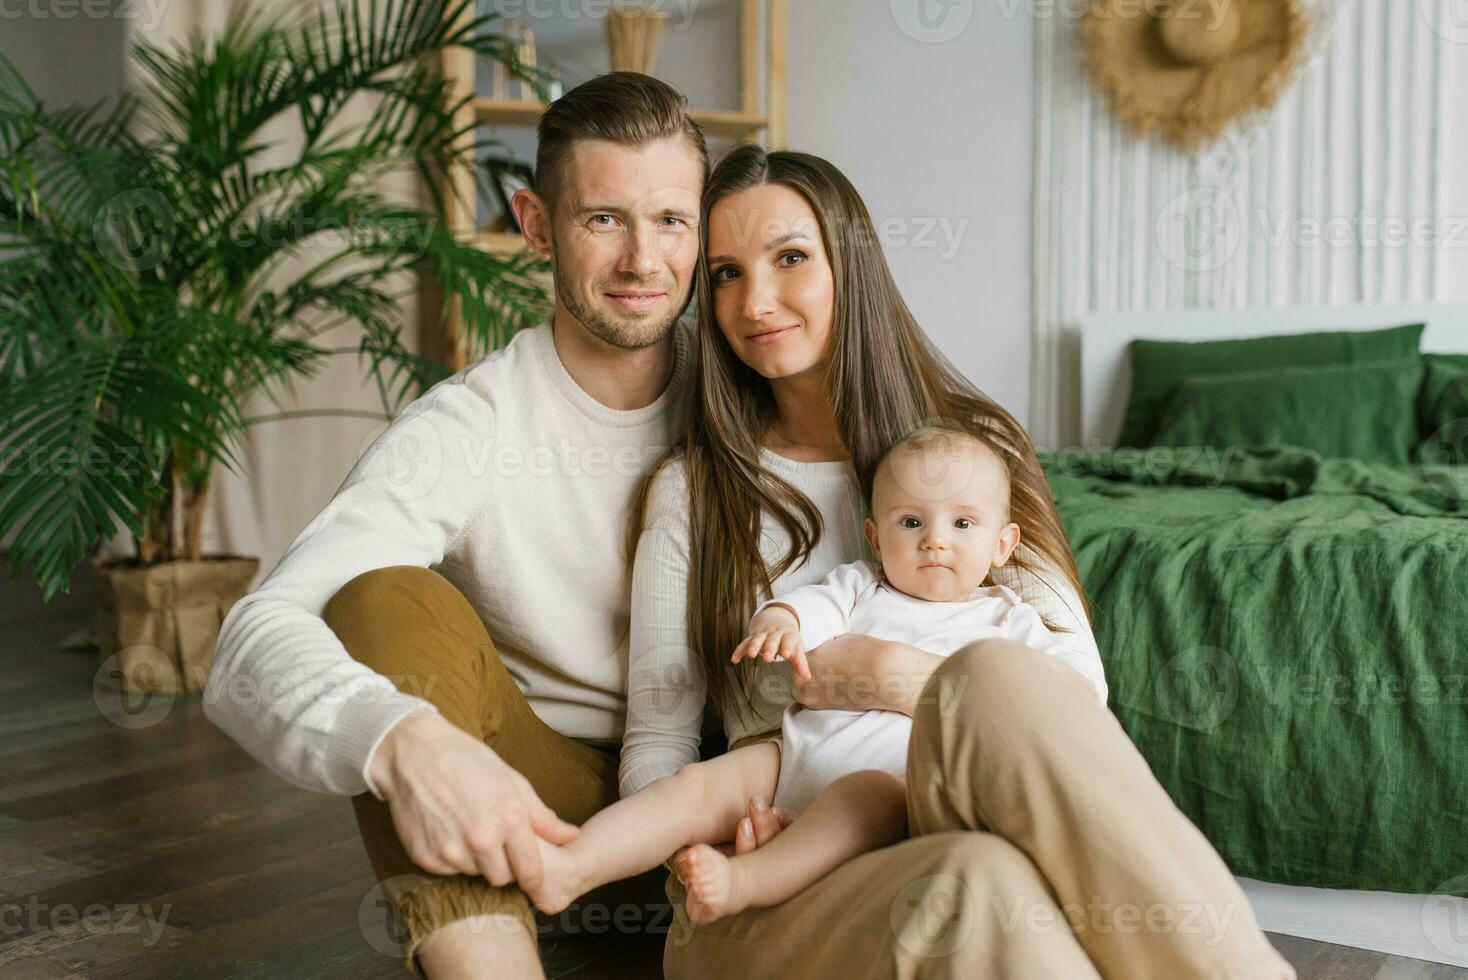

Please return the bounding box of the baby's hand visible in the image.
[732,629,810,680]
[731,605,811,680]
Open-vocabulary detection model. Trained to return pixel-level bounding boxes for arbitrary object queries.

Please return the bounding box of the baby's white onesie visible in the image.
[754,559,1109,816]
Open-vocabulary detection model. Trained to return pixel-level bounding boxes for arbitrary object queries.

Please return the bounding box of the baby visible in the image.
[526,426,1108,924]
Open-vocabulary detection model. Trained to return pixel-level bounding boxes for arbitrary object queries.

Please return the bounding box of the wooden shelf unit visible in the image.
[427,0,787,366]
[474,98,776,142]
[471,231,530,254]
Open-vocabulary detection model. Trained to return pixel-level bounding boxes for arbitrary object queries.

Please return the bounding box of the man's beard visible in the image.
[553,258,684,352]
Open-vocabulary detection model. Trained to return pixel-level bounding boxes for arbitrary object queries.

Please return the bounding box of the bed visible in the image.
[1041,302,1468,967]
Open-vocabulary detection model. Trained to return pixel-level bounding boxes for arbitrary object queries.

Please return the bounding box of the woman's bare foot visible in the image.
[681,844,748,924]
[526,839,588,915]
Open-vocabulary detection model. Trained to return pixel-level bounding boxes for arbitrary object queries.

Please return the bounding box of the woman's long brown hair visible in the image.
[625,143,1089,724]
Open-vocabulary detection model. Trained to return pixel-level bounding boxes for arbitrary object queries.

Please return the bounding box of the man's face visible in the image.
[546,136,703,350]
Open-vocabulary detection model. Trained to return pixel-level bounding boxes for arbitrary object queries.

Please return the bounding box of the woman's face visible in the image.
[705,183,836,381]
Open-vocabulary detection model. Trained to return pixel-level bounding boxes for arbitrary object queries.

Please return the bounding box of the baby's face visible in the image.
[863,442,1021,602]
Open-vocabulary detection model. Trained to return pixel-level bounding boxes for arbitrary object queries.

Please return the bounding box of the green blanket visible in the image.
[1037,445,1468,895]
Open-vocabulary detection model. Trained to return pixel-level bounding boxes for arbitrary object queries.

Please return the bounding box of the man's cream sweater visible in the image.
[204,319,694,797]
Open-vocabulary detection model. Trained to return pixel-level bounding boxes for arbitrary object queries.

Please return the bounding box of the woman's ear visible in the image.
[510,188,553,256]
[992,523,1021,566]
[863,517,880,558]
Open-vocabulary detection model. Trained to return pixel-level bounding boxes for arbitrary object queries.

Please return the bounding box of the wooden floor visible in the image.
[1,570,1462,979]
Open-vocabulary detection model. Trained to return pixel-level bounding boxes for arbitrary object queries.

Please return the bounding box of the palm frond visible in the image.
[414,228,552,353]
[0,0,550,599]
[0,331,234,600]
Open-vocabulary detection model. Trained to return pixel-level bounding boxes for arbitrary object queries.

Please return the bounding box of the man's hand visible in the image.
[792,635,943,716]
[368,709,580,896]
[671,795,793,883]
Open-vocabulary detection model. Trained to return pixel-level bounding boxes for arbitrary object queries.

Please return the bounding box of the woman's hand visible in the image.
[671,795,793,882]
[792,635,944,716]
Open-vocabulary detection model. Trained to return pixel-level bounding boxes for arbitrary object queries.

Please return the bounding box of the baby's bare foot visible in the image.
[527,839,586,915]
[681,844,747,925]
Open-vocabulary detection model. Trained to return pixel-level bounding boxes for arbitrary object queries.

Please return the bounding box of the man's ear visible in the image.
[992,523,1021,567]
[510,188,553,256]
[863,517,880,558]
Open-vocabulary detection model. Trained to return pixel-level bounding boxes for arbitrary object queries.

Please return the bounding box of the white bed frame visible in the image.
[1075,301,1468,967]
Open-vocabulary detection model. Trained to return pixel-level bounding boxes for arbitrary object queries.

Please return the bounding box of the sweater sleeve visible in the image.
[203,378,495,797]
[619,460,704,798]
[996,596,1109,704]
[754,559,875,653]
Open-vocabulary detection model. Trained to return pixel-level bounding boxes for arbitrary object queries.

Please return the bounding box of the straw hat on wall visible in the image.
[1082,0,1309,151]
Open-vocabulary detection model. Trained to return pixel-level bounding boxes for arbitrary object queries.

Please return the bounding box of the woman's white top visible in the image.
[619,449,1105,799]
[755,558,1108,815]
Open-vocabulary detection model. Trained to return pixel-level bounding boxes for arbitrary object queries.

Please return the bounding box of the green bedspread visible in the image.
[1037,445,1468,895]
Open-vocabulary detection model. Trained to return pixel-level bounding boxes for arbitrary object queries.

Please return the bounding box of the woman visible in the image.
[618,143,1295,980]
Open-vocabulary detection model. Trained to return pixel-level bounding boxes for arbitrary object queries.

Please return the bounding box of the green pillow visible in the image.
[1418,353,1468,429]
[1151,359,1426,465]
[1117,323,1425,448]
[1417,354,1468,465]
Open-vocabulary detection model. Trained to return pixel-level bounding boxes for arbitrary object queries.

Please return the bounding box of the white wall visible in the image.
[785,0,1036,426]
[0,4,127,110]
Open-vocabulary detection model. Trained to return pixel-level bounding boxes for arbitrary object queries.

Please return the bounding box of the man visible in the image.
[206,72,715,976]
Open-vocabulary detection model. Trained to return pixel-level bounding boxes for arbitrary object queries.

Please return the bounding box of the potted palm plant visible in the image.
[0,0,549,692]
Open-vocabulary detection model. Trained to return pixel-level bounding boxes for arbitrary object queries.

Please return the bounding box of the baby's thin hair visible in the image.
[872,421,1017,507]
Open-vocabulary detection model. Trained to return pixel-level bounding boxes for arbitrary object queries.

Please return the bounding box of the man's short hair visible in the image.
[535,71,709,215]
